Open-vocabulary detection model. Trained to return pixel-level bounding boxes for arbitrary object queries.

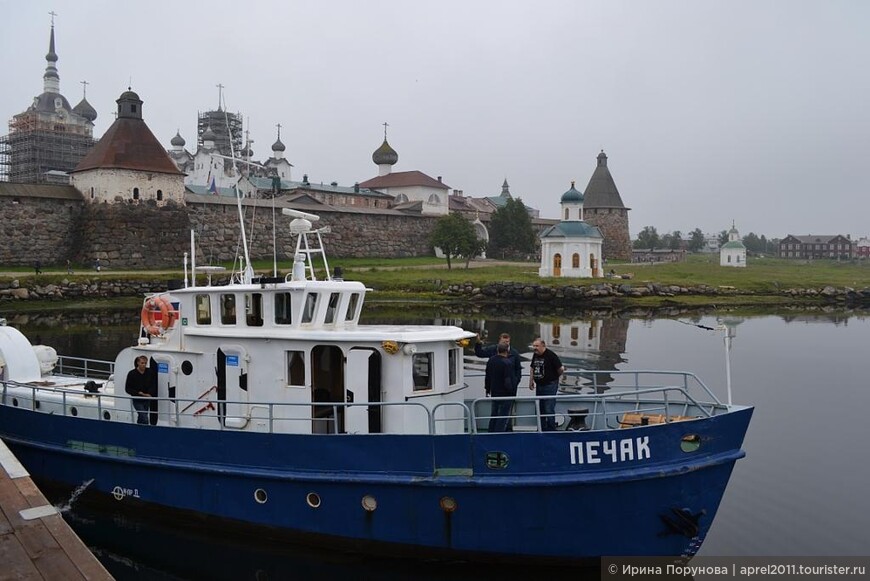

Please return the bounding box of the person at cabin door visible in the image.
[125,355,156,425]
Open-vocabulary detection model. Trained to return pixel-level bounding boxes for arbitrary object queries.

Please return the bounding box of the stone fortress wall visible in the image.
[0,192,437,268]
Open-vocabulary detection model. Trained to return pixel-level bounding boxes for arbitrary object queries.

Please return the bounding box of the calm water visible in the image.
[3,305,869,578]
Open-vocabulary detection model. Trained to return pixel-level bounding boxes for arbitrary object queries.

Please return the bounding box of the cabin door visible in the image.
[311,345,344,433]
[217,346,249,429]
[150,354,177,425]
[345,348,382,434]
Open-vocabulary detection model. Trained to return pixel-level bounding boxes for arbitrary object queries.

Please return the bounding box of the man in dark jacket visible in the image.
[484,343,517,433]
[475,332,522,390]
[529,337,565,431]
[125,355,156,425]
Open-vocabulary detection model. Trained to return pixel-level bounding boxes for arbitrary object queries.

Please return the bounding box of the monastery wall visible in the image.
[0,194,437,268]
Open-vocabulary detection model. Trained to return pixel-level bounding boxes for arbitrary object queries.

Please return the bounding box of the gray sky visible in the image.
[2,0,868,238]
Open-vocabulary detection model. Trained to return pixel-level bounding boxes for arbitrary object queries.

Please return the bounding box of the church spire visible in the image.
[43,14,60,94]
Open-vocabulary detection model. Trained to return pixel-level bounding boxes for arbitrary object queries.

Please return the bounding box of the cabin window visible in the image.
[412,353,433,391]
[275,292,293,325]
[346,293,360,321]
[221,294,237,325]
[195,294,211,324]
[245,293,263,326]
[448,348,460,386]
[286,350,306,386]
[324,292,340,324]
[302,293,318,324]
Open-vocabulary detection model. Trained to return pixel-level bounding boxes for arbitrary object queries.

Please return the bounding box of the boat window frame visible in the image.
[195,294,212,325]
[345,292,361,322]
[324,292,341,325]
[245,292,264,327]
[220,293,237,325]
[448,347,460,386]
[286,349,306,388]
[274,291,294,325]
[302,292,318,324]
[412,352,434,392]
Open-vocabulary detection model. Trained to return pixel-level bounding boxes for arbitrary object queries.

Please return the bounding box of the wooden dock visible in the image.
[0,439,112,580]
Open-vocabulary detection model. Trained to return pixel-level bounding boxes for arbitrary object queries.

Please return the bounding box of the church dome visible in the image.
[119,89,141,102]
[372,139,398,166]
[561,181,584,203]
[202,126,216,142]
[171,131,185,147]
[272,138,286,152]
[73,97,97,122]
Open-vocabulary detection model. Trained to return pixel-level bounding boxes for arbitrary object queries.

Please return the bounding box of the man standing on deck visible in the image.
[476,332,523,430]
[125,355,156,425]
[484,343,517,433]
[529,338,565,431]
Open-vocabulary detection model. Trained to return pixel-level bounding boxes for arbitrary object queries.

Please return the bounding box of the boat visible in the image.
[0,208,752,562]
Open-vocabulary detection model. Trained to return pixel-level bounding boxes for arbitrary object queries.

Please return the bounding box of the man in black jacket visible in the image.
[125,355,156,425]
[529,338,565,431]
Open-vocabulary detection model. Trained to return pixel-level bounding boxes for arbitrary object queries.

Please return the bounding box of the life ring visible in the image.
[140,296,176,336]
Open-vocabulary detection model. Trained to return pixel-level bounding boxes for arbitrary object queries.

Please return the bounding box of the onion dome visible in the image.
[241,145,253,157]
[202,125,216,143]
[561,181,584,203]
[372,139,398,166]
[272,138,286,152]
[170,131,185,147]
[73,97,98,122]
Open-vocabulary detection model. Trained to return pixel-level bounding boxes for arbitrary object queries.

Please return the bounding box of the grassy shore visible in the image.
[4,255,870,308]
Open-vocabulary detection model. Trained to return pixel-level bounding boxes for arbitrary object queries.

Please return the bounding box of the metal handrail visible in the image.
[2,377,724,435]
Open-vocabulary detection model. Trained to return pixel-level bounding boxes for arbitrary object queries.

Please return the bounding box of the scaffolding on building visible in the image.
[0,114,96,184]
[197,109,243,157]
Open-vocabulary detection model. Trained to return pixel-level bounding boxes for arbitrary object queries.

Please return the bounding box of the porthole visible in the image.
[361,495,377,512]
[439,496,458,513]
[182,361,193,375]
[103,411,112,420]
[12,398,18,407]
[254,488,268,504]
[306,492,321,508]
[70,407,78,417]
[680,434,701,453]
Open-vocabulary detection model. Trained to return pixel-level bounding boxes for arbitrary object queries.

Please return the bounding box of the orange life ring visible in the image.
[140,296,176,336]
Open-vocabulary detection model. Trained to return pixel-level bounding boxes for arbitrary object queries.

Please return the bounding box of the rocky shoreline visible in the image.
[2,276,870,308]
[443,281,870,306]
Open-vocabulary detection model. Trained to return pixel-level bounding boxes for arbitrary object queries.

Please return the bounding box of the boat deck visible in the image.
[0,439,112,580]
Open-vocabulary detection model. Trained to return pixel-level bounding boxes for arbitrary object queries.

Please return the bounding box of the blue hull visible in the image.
[0,405,752,561]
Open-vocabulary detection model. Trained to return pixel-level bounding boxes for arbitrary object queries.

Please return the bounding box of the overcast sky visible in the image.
[2,0,868,238]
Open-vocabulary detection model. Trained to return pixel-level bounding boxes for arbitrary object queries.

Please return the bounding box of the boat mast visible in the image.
[220,90,253,284]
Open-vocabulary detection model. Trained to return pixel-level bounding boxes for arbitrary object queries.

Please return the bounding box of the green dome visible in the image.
[561,181,584,203]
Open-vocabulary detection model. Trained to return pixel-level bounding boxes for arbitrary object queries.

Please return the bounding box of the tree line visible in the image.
[633,226,780,254]
[430,198,536,269]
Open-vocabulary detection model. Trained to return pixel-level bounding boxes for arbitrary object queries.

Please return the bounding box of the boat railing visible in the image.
[2,377,726,436]
[54,355,115,380]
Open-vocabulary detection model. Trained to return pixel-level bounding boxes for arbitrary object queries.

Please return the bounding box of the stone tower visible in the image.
[581,150,631,261]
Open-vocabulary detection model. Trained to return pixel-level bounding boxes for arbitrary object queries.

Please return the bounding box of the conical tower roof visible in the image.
[583,150,626,209]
